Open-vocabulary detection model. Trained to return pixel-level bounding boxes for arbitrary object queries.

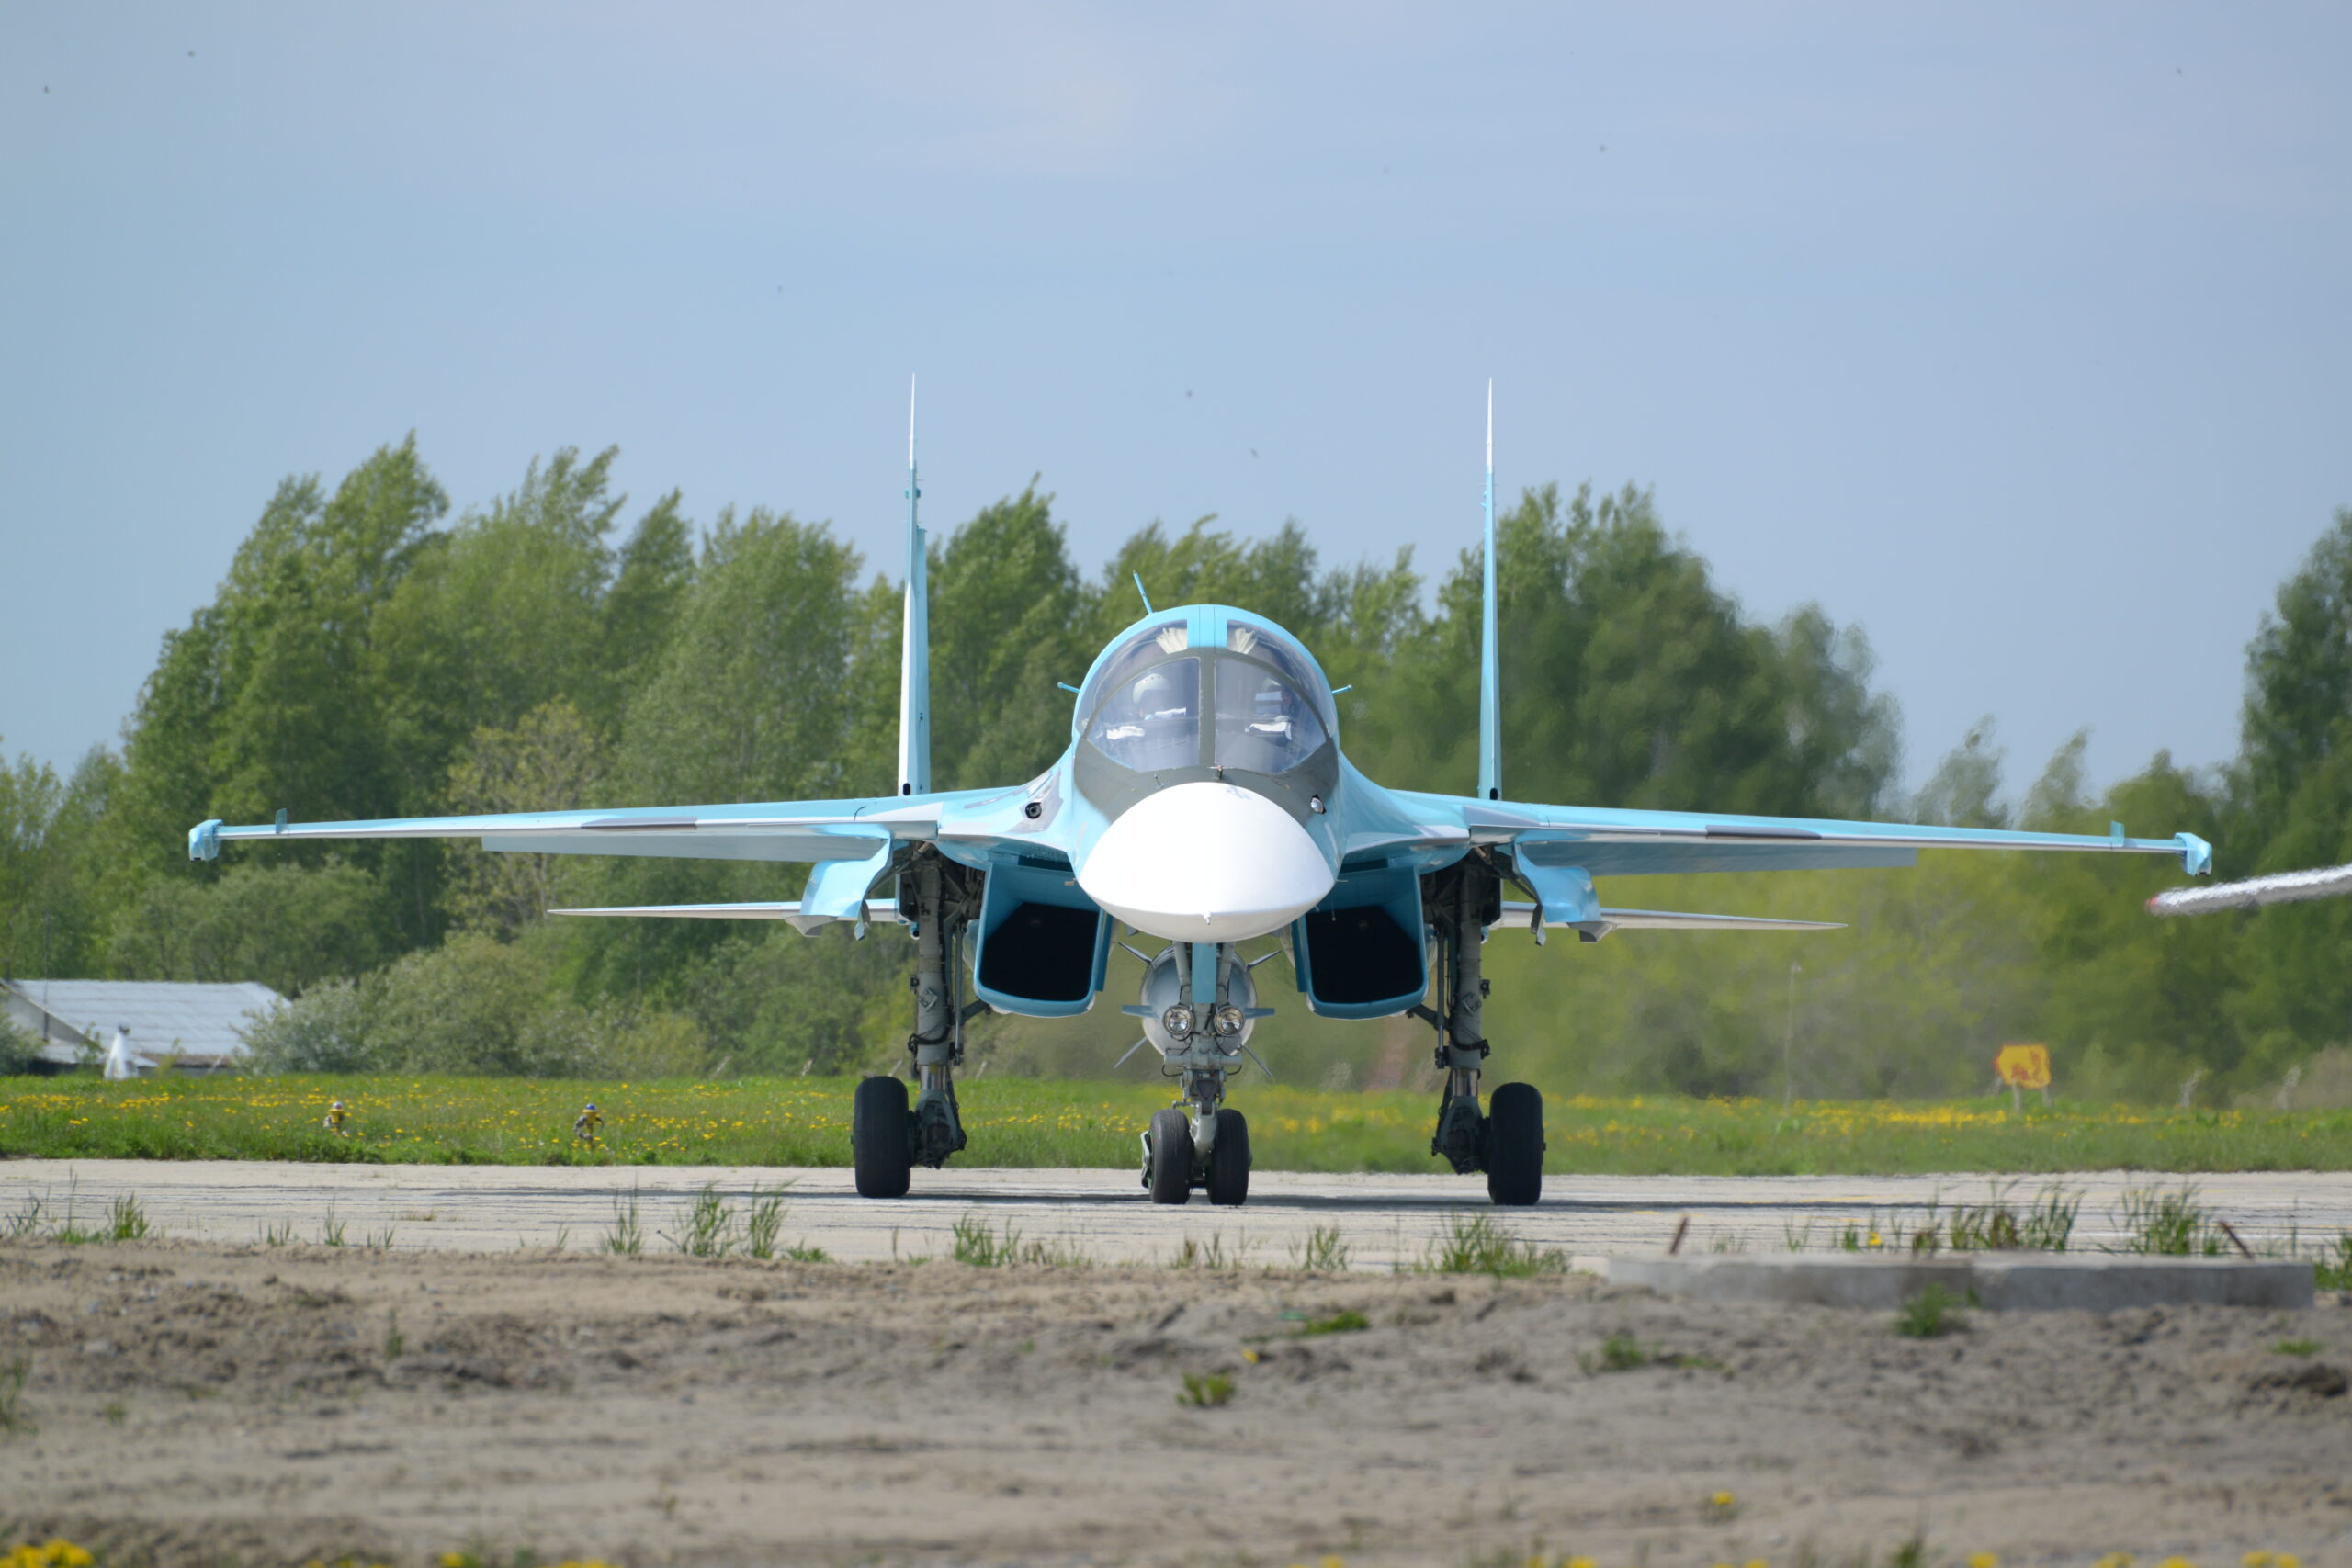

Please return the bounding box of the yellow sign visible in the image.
[1994,1043,2052,1090]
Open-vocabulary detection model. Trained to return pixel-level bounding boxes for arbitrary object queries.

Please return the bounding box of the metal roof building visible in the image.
[2,979,282,1073]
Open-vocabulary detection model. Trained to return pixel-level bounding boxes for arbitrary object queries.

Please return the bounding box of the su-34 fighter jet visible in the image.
[189,389,2214,1207]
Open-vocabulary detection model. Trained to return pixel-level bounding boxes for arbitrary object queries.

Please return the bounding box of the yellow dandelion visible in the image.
[1322,1557,1345,1568]
[1566,1559,1597,1568]
[2156,1559,2198,1568]
[2276,1557,2300,1568]
[2241,1555,2275,1568]
[1242,1348,1261,1364]
[1712,1489,1736,1508]
[1967,1555,1999,1568]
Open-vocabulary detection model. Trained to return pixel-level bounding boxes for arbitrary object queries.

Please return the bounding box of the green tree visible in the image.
[105,861,394,996]
[929,484,1091,788]
[0,744,118,980]
[442,698,608,939]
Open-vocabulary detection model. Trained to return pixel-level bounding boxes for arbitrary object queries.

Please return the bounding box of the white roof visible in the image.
[4,979,282,1066]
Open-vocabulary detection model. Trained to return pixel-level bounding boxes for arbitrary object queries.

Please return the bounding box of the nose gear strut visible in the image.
[1136,940,1261,1206]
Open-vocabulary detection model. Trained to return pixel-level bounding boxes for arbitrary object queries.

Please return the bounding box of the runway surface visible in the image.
[6,1159,2349,1266]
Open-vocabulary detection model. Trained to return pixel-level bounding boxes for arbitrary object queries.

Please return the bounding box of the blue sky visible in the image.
[5,4,2346,805]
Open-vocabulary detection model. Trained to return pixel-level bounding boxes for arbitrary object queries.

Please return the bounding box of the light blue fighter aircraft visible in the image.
[189,389,2213,1207]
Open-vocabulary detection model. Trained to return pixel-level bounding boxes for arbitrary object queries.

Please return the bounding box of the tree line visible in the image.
[4,434,2347,1102]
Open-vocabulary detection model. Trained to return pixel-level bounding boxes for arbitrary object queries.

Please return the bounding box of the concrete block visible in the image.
[1606,1252,2313,1312]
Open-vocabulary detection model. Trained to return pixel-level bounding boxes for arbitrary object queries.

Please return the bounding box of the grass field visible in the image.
[3,1073,2349,1174]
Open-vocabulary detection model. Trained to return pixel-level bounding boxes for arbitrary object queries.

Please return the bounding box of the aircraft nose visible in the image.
[1077,781,1335,943]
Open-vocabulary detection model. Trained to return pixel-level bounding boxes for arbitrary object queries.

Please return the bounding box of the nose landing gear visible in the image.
[1135,941,1262,1206]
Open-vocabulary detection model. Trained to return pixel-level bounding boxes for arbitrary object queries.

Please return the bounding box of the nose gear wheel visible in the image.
[1205,1108,1250,1206]
[1147,1108,1193,1204]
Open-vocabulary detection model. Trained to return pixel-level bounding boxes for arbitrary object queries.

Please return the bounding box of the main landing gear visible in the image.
[853,852,981,1199]
[1138,942,1261,1207]
[1421,858,1545,1205]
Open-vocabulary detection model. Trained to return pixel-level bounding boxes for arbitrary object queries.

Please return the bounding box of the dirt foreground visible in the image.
[2,1240,2346,1568]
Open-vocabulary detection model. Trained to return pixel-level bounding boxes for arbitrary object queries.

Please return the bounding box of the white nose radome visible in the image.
[1077,782,1335,943]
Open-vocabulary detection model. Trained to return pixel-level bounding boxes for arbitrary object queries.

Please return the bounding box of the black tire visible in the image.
[853,1075,912,1199]
[1205,1108,1251,1207]
[1485,1081,1544,1206]
[1148,1108,1194,1205]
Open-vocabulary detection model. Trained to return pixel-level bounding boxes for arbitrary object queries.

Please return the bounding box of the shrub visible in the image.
[0,1013,40,1076]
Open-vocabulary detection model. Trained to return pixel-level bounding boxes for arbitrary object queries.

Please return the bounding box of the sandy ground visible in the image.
[2,1238,2347,1568]
[7,1161,2351,1266]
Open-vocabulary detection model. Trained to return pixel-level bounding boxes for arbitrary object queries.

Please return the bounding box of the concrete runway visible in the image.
[6,1159,2349,1267]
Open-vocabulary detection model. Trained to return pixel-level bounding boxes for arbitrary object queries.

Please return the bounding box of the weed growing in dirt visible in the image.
[319,1209,347,1247]
[2312,1233,2352,1291]
[951,1213,1011,1265]
[781,1242,830,1262]
[1422,1213,1567,1277]
[2274,1337,2322,1357]
[604,1187,642,1255]
[2120,1185,2228,1256]
[1294,1309,1368,1337]
[363,1226,396,1250]
[744,1187,786,1260]
[1170,1234,1240,1269]
[665,1183,736,1257]
[952,1213,1088,1267]
[0,1353,33,1436]
[1582,1331,1650,1371]
[1895,1284,1966,1338]
[106,1193,153,1242]
[1918,1181,2079,1252]
[1574,1331,1720,1374]
[384,1312,404,1360]
[1177,1371,1233,1407]
[3,1192,42,1239]
[261,1218,295,1247]
[1290,1224,1350,1271]
[101,1400,126,1426]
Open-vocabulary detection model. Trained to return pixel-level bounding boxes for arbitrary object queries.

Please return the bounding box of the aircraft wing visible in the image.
[1376,790,2211,924]
[188,786,1044,925]
[1381,791,2213,876]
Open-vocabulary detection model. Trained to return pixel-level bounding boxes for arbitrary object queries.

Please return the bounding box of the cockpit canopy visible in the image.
[1080,618,1333,776]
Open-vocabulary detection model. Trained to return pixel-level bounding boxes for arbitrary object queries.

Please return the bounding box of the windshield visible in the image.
[1226,621,1333,725]
[1214,659,1328,773]
[1087,657,1201,772]
[1082,622,1189,715]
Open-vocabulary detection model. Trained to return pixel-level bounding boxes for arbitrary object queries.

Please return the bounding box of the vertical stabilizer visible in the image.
[897,377,932,795]
[1476,380,1502,801]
